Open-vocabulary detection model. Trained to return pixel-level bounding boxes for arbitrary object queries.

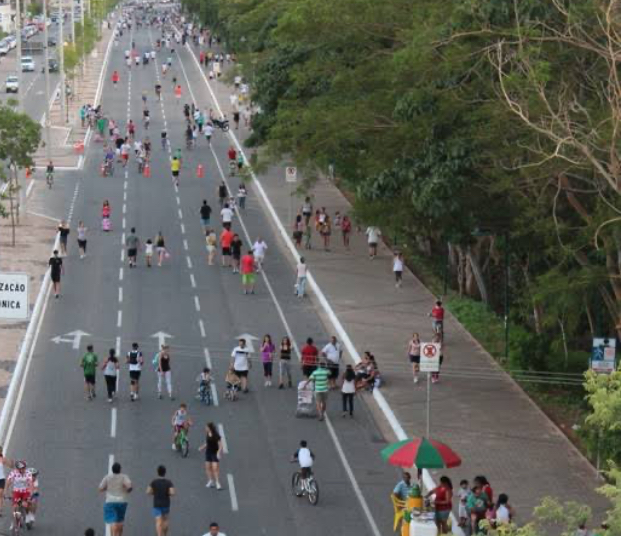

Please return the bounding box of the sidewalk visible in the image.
[33,24,115,168]
[199,50,610,520]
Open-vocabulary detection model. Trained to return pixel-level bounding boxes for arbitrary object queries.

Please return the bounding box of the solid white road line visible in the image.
[194,296,201,312]
[117,310,122,328]
[110,408,117,438]
[227,474,238,511]
[190,273,196,288]
[218,424,228,453]
[198,319,206,338]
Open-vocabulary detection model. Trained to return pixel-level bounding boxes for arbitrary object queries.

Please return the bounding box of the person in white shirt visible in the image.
[220,203,234,229]
[202,522,226,536]
[295,257,307,298]
[252,237,268,272]
[230,339,251,393]
[321,336,342,389]
[292,440,315,482]
[366,226,381,259]
[393,252,404,288]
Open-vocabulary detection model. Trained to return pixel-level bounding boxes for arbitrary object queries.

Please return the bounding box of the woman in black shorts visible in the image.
[199,422,223,490]
[407,332,421,384]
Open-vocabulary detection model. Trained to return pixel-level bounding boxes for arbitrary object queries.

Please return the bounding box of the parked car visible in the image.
[5,76,19,93]
[6,36,17,50]
[0,41,9,56]
[21,56,35,72]
[48,37,57,47]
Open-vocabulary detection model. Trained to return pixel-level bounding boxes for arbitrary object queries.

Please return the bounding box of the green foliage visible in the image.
[0,104,41,168]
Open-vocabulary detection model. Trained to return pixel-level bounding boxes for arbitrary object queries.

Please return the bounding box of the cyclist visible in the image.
[292,440,315,486]
[171,403,192,450]
[46,160,54,187]
[27,467,39,526]
[7,461,35,526]
[429,299,444,337]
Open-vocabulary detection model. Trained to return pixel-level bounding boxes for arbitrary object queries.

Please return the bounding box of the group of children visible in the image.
[194,366,242,404]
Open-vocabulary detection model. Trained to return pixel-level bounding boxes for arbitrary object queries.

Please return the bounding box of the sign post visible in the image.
[0,273,29,320]
[285,166,297,226]
[420,342,441,438]
[590,338,617,374]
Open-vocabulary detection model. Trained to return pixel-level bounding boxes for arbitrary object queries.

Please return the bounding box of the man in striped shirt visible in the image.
[306,361,331,421]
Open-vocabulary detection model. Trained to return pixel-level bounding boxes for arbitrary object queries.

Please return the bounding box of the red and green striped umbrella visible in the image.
[381,437,461,469]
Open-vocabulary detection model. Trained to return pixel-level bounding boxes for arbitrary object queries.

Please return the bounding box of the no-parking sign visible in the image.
[420,342,441,372]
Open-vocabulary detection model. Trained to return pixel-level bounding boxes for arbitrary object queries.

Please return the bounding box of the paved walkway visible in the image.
[194,46,610,521]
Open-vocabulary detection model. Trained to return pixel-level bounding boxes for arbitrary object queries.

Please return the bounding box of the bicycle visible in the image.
[291,469,319,505]
[46,171,54,189]
[174,427,190,458]
[10,498,30,535]
[197,382,212,405]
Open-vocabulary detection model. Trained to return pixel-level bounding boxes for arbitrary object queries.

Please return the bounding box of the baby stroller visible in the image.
[224,370,241,401]
[295,381,317,418]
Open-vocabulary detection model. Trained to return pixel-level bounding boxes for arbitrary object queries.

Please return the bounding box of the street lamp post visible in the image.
[42,0,52,162]
[59,0,66,122]
[14,0,23,111]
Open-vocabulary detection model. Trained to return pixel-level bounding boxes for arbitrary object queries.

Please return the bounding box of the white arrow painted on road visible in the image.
[236,333,259,353]
[50,330,91,349]
[151,331,174,348]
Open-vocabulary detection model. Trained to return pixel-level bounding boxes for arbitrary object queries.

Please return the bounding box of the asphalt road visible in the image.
[4,17,397,536]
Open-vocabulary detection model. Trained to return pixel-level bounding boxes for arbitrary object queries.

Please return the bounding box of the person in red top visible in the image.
[227,146,236,161]
[474,476,493,503]
[174,85,182,103]
[301,337,318,378]
[240,250,256,295]
[426,476,453,535]
[112,71,120,87]
[220,228,233,268]
[429,300,444,337]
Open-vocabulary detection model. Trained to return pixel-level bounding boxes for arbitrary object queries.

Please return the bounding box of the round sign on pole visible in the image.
[420,343,440,372]
[285,166,297,183]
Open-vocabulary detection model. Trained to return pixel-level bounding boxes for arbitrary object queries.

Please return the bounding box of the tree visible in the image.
[0,104,41,246]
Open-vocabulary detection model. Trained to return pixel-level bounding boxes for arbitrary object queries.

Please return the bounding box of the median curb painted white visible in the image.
[0,232,60,447]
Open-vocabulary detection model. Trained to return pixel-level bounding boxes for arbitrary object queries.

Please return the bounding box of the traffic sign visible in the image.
[420,342,441,372]
[285,166,297,183]
[0,273,29,320]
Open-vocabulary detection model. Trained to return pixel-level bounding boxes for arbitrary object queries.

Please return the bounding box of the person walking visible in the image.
[366,225,381,259]
[293,215,304,248]
[231,233,243,274]
[295,257,307,298]
[278,336,293,389]
[236,184,247,209]
[341,214,352,250]
[49,250,64,298]
[206,229,217,266]
[306,361,330,421]
[240,250,256,294]
[58,220,70,256]
[252,237,268,272]
[147,465,175,536]
[341,364,356,417]
[157,345,173,400]
[198,423,224,490]
[102,348,119,403]
[102,201,112,232]
[145,239,154,268]
[219,227,233,268]
[321,336,342,390]
[127,342,144,401]
[220,202,234,229]
[407,333,421,384]
[99,462,132,536]
[217,181,227,208]
[200,200,212,231]
[202,522,226,536]
[320,215,332,251]
[260,335,275,387]
[126,228,140,268]
[301,338,318,378]
[77,221,88,259]
[230,339,251,393]
[156,232,167,267]
[393,251,404,288]
[81,345,99,401]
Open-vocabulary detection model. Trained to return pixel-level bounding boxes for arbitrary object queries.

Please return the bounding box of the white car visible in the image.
[7,37,16,50]
[21,57,35,72]
[5,76,19,93]
[0,41,9,55]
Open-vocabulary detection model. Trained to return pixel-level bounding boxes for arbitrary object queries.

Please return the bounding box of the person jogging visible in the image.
[81,345,99,401]
[127,343,144,401]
